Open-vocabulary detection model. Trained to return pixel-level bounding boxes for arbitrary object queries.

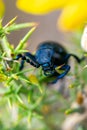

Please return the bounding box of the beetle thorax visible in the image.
[35,48,53,65]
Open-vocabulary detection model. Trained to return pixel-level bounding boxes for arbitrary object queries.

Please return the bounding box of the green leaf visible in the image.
[6,22,37,32]
[7,97,13,108]
[15,26,37,53]
[16,95,23,104]
[4,16,17,29]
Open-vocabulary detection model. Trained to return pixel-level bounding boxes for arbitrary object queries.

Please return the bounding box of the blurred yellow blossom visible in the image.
[16,0,87,31]
[58,1,87,31]
[16,0,68,15]
[29,74,43,93]
[0,73,7,82]
[29,74,39,86]
[0,0,5,18]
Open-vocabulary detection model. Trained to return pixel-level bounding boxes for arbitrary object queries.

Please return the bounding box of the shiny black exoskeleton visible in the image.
[15,41,84,83]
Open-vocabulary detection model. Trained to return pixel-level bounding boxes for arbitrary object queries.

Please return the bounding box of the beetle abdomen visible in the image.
[36,41,67,65]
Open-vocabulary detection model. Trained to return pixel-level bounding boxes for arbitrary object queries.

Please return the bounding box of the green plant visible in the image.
[0,17,87,130]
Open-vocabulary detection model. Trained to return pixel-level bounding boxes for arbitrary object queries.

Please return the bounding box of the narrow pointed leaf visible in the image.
[6,22,37,32]
[15,26,37,52]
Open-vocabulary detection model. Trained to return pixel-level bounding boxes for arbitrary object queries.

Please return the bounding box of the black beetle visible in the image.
[15,41,84,83]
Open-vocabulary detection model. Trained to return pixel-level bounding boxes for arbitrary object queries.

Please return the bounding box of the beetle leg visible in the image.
[52,64,70,83]
[25,52,36,61]
[20,60,25,70]
[26,59,39,68]
[19,55,26,70]
[14,54,23,60]
[15,52,40,70]
[25,52,40,68]
[14,54,26,70]
[65,54,85,63]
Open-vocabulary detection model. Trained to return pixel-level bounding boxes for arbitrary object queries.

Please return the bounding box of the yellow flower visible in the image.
[16,0,87,32]
[58,1,87,31]
[0,73,7,82]
[0,0,5,18]
[16,0,68,14]
[29,74,43,93]
[29,74,39,85]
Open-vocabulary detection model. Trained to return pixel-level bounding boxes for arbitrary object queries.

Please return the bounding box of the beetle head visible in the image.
[42,62,54,76]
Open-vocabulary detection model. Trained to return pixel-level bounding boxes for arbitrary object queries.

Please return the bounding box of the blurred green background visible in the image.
[0,1,86,130]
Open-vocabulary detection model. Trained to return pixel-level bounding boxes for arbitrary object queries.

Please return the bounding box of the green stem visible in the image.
[0,36,11,57]
[15,26,37,53]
